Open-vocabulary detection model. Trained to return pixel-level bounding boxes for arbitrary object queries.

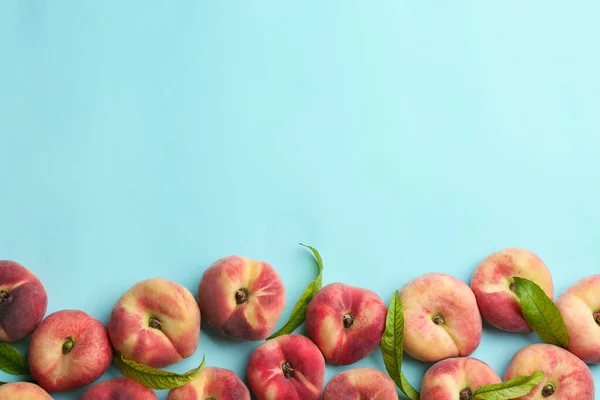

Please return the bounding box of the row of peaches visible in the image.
[0,247,597,399]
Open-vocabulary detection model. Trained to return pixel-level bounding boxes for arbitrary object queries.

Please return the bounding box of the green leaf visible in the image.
[513,277,569,348]
[266,243,324,339]
[0,343,30,375]
[380,290,420,400]
[473,371,545,399]
[114,354,205,390]
[400,371,420,400]
[381,291,403,385]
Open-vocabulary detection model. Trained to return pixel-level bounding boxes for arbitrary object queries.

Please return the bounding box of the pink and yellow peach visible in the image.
[306,282,387,365]
[247,333,325,400]
[168,366,250,400]
[322,367,399,400]
[0,382,52,400]
[504,343,594,399]
[28,310,112,392]
[399,272,482,362]
[80,377,157,400]
[420,357,501,400]
[108,278,201,368]
[0,260,48,342]
[556,274,600,364]
[197,256,286,341]
[470,248,553,332]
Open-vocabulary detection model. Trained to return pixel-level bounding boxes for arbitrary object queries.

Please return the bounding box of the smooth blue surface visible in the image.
[1,1,599,398]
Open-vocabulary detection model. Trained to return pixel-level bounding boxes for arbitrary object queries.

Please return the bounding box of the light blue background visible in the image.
[1,2,599,398]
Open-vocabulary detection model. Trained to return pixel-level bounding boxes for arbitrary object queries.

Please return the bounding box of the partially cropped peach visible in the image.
[108,278,200,368]
[399,272,482,362]
[556,274,600,363]
[0,260,48,342]
[504,343,594,399]
[80,377,157,400]
[0,382,52,400]
[197,255,285,341]
[421,357,502,400]
[247,333,325,400]
[306,282,387,365]
[322,367,399,400]
[471,248,553,333]
[28,310,112,392]
[168,366,250,400]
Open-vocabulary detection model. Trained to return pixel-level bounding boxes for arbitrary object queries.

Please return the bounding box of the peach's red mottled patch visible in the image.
[80,377,157,400]
[322,367,398,400]
[167,366,250,400]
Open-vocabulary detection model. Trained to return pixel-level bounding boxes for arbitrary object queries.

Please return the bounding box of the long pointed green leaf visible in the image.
[400,371,420,400]
[513,277,569,348]
[267,243,323,339]
[473,371,544,399]
[0,343,30,375]
[114,354,205,390]
[381,290,420,400]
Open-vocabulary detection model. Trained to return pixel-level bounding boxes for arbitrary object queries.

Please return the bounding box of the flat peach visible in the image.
[556,274,600,363]
[247,333,325,400]
[471,248,553,332]
[198,256,285,341]
[399,272,482,362]
[322,367,399,400]
[28,310,112,392]
[504,343,594,399]
[421,357,501,399]
[167,366,250,400]
[108,278,201,368]
[0,382,52,400]
[0,260,48,342]
[80,377,157,399]
[306,282,388,365]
